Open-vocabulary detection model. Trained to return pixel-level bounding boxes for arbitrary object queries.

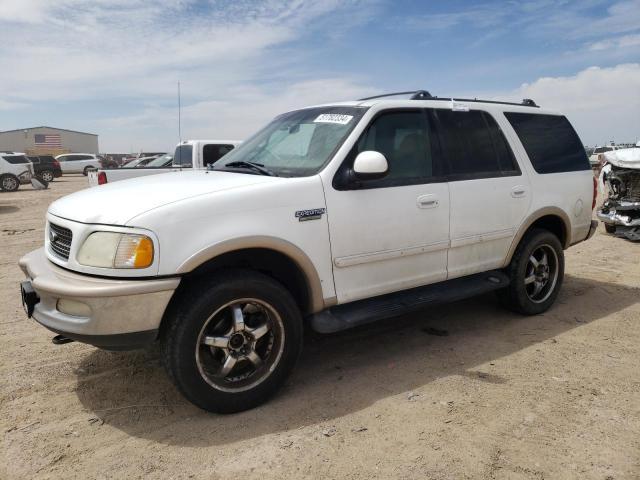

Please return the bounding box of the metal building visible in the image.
[0,126,99,156]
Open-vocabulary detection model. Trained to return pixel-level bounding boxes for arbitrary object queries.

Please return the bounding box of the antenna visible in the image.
[178,81,182,144]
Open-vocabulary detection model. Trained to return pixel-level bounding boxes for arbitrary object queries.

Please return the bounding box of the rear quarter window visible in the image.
[2,155,29,164]
[504,112,589,174]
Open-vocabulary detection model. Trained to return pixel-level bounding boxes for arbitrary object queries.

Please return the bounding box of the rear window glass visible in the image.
[2,155,29,164]
[504,113,590,174]
[173,145,193,167]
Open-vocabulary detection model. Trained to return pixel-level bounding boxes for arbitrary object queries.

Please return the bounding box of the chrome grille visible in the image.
[49,223,72,260]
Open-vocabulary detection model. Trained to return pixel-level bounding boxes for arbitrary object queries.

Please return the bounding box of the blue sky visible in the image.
[0,0,638,151]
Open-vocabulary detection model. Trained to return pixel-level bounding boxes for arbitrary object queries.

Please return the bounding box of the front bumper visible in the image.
[19,248,180,349]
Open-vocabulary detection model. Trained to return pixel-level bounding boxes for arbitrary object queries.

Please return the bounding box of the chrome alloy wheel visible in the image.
[40,171,54,182]
[524,244,559,304]
[195,299,285,393]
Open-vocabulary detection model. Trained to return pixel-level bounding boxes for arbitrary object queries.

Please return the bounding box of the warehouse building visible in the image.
[0,126,99,155]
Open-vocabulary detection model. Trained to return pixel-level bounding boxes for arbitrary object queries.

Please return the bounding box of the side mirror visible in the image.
[352,151,388,180]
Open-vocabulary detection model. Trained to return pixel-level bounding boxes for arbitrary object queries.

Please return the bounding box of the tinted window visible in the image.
[504,113,589,174]
[203,144,234,167]
[433,109,518,178]
[356,110,435,181]
[28,156,41,164]
[173,145,193,167]
[39,156,56,163]
[3,155,29,164]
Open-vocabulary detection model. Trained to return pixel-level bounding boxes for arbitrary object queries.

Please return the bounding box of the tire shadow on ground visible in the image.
[73,274,638,446]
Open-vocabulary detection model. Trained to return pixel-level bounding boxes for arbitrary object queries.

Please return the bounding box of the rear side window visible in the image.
[504,113,589,174]
[3,155,29,164]
[432,109,519,179]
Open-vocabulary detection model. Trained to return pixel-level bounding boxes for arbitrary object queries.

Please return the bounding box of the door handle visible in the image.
[417,194,439,209]
[511,186,527,198]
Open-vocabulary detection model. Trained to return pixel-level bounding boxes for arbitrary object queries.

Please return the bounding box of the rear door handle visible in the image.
[417,194,439,209]
[511,186,528,198]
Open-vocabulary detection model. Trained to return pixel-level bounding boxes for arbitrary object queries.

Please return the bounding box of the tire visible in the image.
[604,223,616,234]
[82,166,91,176]
[0,174,20,192]
[161,270,303,413]
[498,229,564,315]
[39,170,54,182]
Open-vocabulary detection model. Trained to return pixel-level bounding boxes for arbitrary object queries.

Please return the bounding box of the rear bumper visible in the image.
[19,248,180,349]
[586,220,598,240]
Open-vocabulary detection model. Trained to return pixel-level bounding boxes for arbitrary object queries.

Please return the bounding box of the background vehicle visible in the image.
[589,145,620,167]
[88,140,240,186]
[27,155,62,182]
[1,152,33,191]
[20,92,597,413]
[55,153,102,175]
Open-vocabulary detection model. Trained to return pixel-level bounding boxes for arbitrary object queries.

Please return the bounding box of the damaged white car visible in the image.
[598,144,640,241]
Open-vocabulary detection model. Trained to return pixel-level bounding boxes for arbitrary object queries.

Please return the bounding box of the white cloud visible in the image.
[588,33,640,51]
[499,63,640,145]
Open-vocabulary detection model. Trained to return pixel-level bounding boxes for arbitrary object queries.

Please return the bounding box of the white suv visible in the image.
[55,153,102,175]
[1,152,33,191]
[19,91,597,413]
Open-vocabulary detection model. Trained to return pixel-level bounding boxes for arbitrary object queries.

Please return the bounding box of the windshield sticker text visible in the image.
[313,114,353,125]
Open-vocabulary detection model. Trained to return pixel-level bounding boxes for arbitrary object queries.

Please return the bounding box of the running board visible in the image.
[310,270,509,334]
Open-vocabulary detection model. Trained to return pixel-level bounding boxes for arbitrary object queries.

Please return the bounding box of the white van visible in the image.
[55,153,102,175]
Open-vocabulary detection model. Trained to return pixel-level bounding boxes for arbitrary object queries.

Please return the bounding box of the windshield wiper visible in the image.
[220,161,276,177]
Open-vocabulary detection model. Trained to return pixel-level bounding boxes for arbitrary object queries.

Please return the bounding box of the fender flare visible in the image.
[176,235,327,313]
[503,207,572,267]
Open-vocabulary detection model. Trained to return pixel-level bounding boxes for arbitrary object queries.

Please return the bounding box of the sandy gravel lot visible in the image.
[1,175,639,479]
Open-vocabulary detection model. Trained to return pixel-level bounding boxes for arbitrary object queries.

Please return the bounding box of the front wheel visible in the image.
[161,270,303,413]
[498,229,564,315]
[0,174,19,192]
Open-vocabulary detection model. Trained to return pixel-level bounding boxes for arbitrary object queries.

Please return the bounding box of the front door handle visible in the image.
[417,194,439,209]
[511,185,528,198]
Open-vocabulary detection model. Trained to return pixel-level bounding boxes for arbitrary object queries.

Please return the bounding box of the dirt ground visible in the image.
[1,175,639,479]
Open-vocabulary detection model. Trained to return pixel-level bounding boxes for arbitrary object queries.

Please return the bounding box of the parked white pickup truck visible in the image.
[88,140,241,186]
[20,91,597,413]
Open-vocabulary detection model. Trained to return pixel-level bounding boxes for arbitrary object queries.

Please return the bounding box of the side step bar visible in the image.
[310,270,509,334]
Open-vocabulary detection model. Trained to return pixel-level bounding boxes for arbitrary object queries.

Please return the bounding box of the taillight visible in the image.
[98,172,107,185]
[592,176,597,210]
[53,160,60,168]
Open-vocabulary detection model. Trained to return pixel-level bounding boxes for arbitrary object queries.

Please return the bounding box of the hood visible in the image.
[49,170,280,225]
[604,147,640,169]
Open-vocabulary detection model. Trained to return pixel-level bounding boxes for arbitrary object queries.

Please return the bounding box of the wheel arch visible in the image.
[175,236,326,315]
[503,208,571,267]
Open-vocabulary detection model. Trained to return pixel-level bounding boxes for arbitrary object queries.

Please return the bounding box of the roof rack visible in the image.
[358,90,538,108]
[358,90,433,101]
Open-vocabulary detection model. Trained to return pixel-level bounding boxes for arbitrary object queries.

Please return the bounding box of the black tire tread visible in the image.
[160,269,303,413]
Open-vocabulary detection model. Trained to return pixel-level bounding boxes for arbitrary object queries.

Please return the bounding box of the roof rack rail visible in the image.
[358,90,433,101]
[358,90,538,108]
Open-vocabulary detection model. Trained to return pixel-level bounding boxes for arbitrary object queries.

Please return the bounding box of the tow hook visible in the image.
[52,334,74,345]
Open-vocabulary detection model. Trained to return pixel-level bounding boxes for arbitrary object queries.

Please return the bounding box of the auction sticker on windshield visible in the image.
[313,114,353,125]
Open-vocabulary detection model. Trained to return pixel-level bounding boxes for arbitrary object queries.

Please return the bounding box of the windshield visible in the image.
[215,106,367,177]
[146,154,173,167]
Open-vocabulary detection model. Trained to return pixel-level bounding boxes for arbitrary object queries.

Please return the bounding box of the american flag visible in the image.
[34,134,62,148]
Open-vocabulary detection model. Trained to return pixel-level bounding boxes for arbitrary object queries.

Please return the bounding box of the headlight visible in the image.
[77,232,154,269]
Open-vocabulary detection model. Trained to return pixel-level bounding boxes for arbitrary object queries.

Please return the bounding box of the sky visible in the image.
[0,0,638,152]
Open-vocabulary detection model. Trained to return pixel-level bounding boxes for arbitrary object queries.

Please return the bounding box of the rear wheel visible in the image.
[498,229,564,315]
[39,170,54,182]
[0,174,19,192]
[82,166,92,176]
[161,270,303,413]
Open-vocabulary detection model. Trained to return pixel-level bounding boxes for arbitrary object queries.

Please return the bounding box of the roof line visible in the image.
[0,126,98,136]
